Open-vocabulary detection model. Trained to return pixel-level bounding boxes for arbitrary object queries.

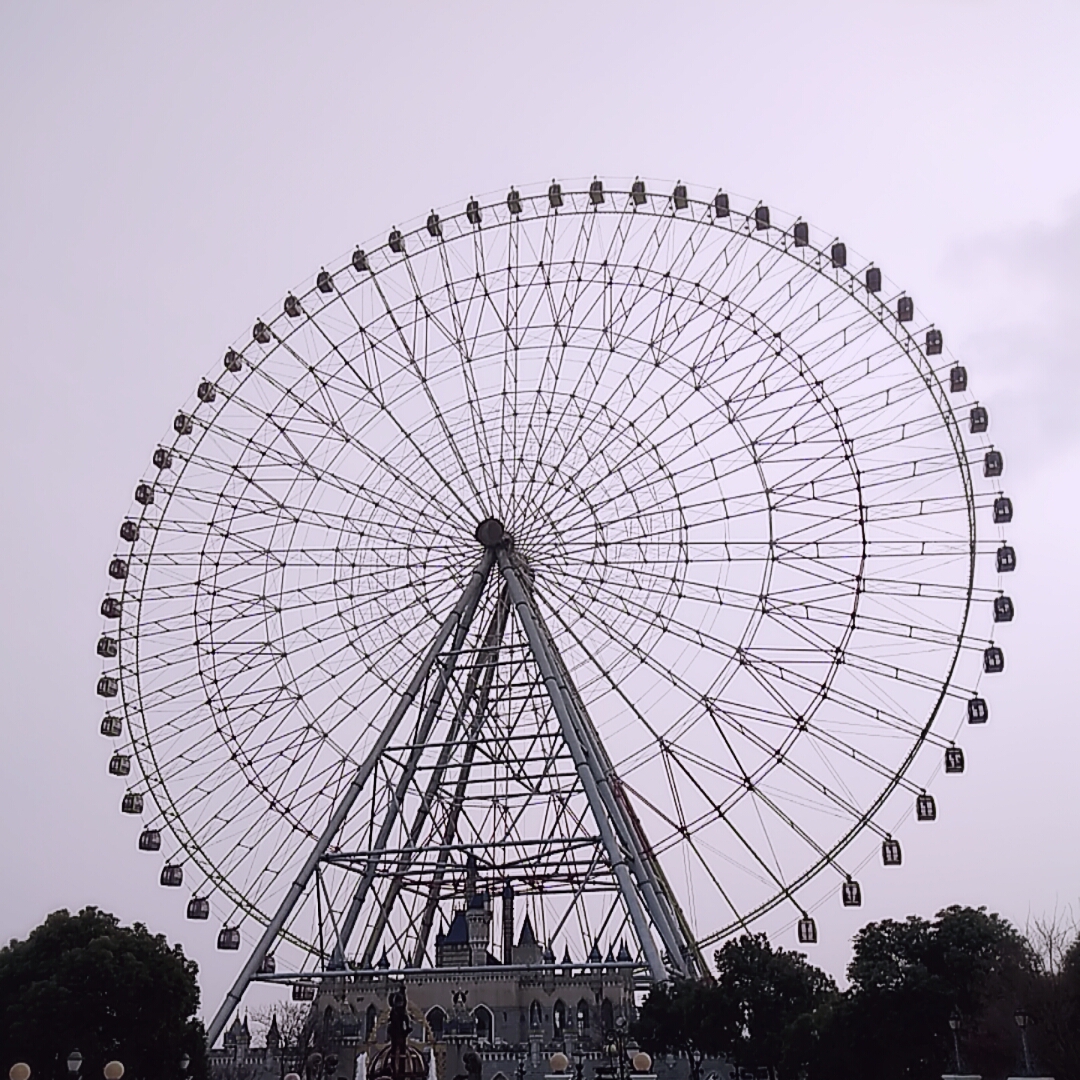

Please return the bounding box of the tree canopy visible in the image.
[0,908,205,1080]
[636,906,1080,1080]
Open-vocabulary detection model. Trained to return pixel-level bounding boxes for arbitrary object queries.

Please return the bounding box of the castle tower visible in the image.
[501,882,515,963]
[464,892,491,967]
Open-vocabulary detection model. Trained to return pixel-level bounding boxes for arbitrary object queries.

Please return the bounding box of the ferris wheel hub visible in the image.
[474,517,508,549]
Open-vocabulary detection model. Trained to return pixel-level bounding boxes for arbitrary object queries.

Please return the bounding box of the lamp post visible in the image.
[179,1055,190,1079]
[1014,1010,1032,1077]
[604,1017,629,1080]
[948,1010,962,1075]
[66,1053,82,1080]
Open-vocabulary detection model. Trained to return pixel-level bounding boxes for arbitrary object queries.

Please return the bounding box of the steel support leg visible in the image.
[357,586,510,966]
[205,550,495,1047]
[330,559,495,965]
[497,549,669,983]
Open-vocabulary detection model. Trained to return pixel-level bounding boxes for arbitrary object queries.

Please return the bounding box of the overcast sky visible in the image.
[2,1,1079,1023]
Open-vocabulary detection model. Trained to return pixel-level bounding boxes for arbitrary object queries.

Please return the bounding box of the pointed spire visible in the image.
[543,942,556,964]
[617,939,631,962]
[561,944,572,965]
[377,949,390,969]
[588,941,602,963]
[518,912,538,947]
[605,944,615,963]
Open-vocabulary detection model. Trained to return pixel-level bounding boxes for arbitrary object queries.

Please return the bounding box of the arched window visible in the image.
[553,1000,566,1036]
[576,999,590,1032]
[426,1006,446,1041]
[474,1004,494,1044]
[601,998,614,1035]
[366,1003,378,1040]
[530,1000,543,1029]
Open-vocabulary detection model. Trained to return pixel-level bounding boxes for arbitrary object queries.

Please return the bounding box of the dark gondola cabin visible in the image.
[153,447,172,470]
[547,183,563,209]
[968,696,989,724]
[293,981,317,1002]
[174,412,193,435]
[984,450,1003,477]
[352,248,368,271]
[135,483,154,505]
[120,520,139,543]
[259,953,276,975]
[793,222,809,247]
[108,753,130,776]
[926,329,943,355]
[945,747,965,773]
[831,242,846,268]
[388,229,405,253]
[508,188,523,214]
[755,205,770,230]
[466,199,482,224]
[161,864,183,887]
[101,715,122,737]
[898,296,914,322]
[252,321,271,344]
[218,927,241,950]
[198,380,217,403]
[994,595,1015,622]
[109,559,128,580]
[865,266,882,292]
[426,213,442,238]
[98,676,119,698]
[224,348,243,372]
[101,597,122,618]
[631,179,646,206]
[996,545,1016,573]
[187,897,210,920]
[916,794,937,821]
[97,636,118,658]
[970,405,989,432]
[797,917,817,944]
[714,191,730,217]
[121,791,143,814]
[950,366,967,393]
[672,183,688,210]
[984,645,1005,673]
[317,270,333,294]
[588,180,603,206]
[994,495,1013,523]
[842,880,862,906]
[882,838,902,865]
[139,828,161,851]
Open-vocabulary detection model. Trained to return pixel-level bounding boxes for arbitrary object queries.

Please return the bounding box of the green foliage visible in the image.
[637,907,1080,1080]
[635,936,836,1080]
[0,908,205,1080]
[712,933,837,1076]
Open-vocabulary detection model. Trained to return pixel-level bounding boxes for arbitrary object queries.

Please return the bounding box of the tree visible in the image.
[636,937,835,1080]
[249,1003,315,1079]
[633,979,726,1080]
[818,905,1036,1080]
[0,908,205,1080]
[712,933,836,1079]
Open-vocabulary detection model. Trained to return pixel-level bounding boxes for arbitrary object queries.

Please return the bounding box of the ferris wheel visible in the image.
[95,178,1012,1038]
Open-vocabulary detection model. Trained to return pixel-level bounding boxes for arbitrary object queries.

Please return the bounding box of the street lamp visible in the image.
[179,1055,190,1077]
[10,1065,32,1080]
[66,1053,83,1078]
[948,1010,962,1075]
[1014,1010,1033,1077]
[102,1063,124,1080]
[604,1017,629,1080]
